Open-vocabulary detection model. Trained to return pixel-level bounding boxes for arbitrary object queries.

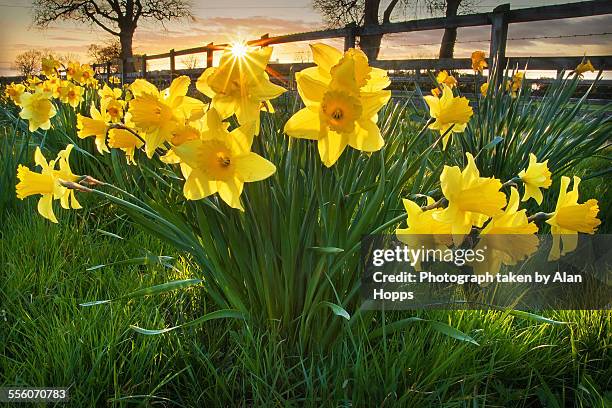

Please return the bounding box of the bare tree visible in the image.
[14,49,43,77]
[313,0,473,60]
[32,0,192,71]
[183,54,199,70]
[88,38,121,64]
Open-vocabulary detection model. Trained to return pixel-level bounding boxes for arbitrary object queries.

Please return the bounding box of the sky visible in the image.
[0,0,610,76]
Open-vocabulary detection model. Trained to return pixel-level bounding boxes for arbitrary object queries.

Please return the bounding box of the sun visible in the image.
[230,42,248,58]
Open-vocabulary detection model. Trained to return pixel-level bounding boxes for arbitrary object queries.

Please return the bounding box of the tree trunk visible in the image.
[360,0,383,61]
[439,0,461,59]
[119,26,135,73]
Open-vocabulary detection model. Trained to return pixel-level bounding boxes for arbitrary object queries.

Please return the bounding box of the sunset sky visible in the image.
[1,0,610,76]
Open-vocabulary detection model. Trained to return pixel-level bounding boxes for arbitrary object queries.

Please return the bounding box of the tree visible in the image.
[88,38,121,64]
[14,49,43,77]
[32,0,191,71]
[313,0,473,60]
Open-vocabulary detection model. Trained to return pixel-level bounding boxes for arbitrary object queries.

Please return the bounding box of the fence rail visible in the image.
[86,0,612,85]
[1,1,611,88]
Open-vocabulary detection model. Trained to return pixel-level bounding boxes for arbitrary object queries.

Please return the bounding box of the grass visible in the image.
[1,208,610,406]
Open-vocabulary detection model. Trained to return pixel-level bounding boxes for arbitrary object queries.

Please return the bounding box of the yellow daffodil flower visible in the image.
[19,91,57,132]
[41,56,61,77]
[575,59,595,77]
[43,75,62,99]
[104,98,124,123]
[424,85,473,149]
[79,64,95,85]
[16,147,65,223]
[471,51,487,73]
[77,106,110,154]
[129,76,205,158]
[5,82,26,105]
[53,144,82,210]
[434,152,506,244]
[196,45,285,131]
[546,176,600,260]
[59,82,84,108]
[396,197,452,269]
[473,187,539,275]
[431,87,441,98]
[107,113,143,165]
[480,82,488,96]
[506,72,524,98]
[98,84,123,102]
[66,61,83,83]
[518,153,552,205]
[109,76,121,85]
[284,43,391,167]
[172,108,276,210]
[436,70,457,88]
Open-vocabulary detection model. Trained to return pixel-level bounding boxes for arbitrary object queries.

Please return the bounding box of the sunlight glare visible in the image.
[230,42,248,58]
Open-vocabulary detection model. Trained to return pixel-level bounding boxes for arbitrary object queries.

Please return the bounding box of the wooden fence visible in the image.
[89,0,612,88]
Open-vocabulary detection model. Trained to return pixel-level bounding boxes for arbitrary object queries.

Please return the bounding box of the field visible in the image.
[1,47,611,406]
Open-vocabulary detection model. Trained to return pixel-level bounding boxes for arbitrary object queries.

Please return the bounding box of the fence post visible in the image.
[489,3,510,83]
[142,54,147,79]
[206,43,214,68]
[344,22,357,51]
[120,58,126,85]
[170,49,176,80]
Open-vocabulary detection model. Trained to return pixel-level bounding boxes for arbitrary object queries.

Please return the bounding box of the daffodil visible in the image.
[26,76,42,92]
[16,147,65,223]
[506,72,524,98]
[5,82,25,105]
[473,187,539,275]
[53,144,82,210]
[77,106,110,154]
[104,98,124,123]
[109,76,121,85]
[424,85,473,149]
[19,91,57,132]
[66,61,83,83]
[41,56,61,77]
[79,64,95,85]
[546,176,600,260]
[434,153,506,244]
[518,153,552,205]
[59,82,84,107]
[396,197,452,269]
[575,59,595,77]
[129,76,205,157]
[172,108,276,210]
[436,70,457,88]
[43,75,62,98]
[480,82,488,96]
[196,45,285,131]
[107,113,143,165]
[284,43,391,167]
[471,51,487,73]
[98,84,123,102]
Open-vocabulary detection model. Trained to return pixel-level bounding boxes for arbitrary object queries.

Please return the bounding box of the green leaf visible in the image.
[483,136,504,150]
[505,309,566,325]
[130,309,245,335]
[80,278,202,307]
[369,317,479,345]
[96,229,124,240]
[321,301,350,320]
[309,246,344,254]
[427,321,480,345]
